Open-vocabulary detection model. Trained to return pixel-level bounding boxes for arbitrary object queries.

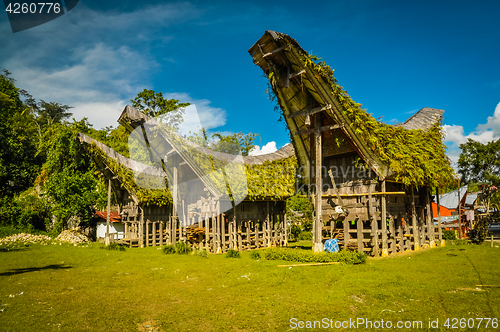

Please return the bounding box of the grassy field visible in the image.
[1,241,499,332]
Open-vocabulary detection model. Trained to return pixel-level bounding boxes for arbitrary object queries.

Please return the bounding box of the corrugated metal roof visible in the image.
[434,185,468,209]
[465,192,479,206]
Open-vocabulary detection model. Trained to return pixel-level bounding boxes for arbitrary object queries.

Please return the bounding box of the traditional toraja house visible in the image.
[248,31,454,255]
[78,105,296,251]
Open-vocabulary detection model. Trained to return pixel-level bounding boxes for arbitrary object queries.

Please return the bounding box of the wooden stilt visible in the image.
[313,112,323,252]
[152,221,156,246]
[255,220,260,249]
[436,187,444,246]
[356,218,363,253]
[426,186,436,247]
[159,221,163,246]
[381,180,388,257]
[411,186,420,250]
[369,184,379,257]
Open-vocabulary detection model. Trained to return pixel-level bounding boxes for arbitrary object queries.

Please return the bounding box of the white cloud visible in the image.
[72,100,126,129]
[166,94,227,135]
[249,141,278,156]
[0,3,202,129]
[443,102,500,166]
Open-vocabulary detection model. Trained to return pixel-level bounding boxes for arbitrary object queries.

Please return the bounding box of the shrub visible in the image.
[195,249,208,258]
[226,249,240,258]
[469,218,491,244]
[175,241,192,255]
[105,242,126,251]
[443,230,457,240]
[250,251,261,260]
[264,248,366,264]
[298,231,313,241]
[162,244,176,254]
[289,224,302,241]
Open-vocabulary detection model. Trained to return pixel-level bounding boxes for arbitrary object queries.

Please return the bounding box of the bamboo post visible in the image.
[233,217,237,250]
[411,186,420,250]
[356,218,363,253]
[237,220,243,251]
[145,220,150,247]
[381,179,388,257]
[436,187,444,246]
[343,218,350,250]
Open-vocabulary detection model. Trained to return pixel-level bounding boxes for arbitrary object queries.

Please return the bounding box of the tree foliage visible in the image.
[130,89,190,131]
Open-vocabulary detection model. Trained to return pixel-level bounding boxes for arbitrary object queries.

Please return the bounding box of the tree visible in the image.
[458,139,500,185]
[211,132,260,156]
[458,138,500,211]
[130,89,190,131]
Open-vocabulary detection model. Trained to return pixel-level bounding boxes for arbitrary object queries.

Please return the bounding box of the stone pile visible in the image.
[55,229,90,244]
[0,233,52,246]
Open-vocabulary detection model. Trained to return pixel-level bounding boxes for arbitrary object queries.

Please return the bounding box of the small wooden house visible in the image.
[249,31,454,255]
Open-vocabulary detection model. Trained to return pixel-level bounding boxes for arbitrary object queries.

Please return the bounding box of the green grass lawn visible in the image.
[1,242,499,331]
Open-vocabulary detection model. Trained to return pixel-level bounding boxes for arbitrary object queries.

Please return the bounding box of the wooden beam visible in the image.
[299,191,407,198]
[287,104,332,119]
[263,46,285,58]
[313,113,323,252]
[288,69,305,80]
[327,169,345,206]
[294,124,341,137]
[436,187,443,244]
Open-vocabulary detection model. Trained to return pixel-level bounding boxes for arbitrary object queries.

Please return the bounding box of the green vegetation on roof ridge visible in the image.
[87,143,172,206]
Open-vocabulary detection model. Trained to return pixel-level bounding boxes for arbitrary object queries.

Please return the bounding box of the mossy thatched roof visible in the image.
[249,30,454,188]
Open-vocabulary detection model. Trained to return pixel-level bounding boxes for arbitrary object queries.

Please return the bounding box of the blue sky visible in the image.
[1,0,499,164]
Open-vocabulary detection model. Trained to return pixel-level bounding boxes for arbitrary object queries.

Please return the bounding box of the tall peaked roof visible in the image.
[249,30,454,187]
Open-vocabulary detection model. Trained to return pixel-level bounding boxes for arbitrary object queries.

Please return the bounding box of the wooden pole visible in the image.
[436,187,443,245]
[313,113,323,252]
[411,186,420,250]
[381,179,388,257]
[458,179,463,239]
[369,184,378,257]
[356,218,363,253]
[426,186,435,247]
[105,178,111,246]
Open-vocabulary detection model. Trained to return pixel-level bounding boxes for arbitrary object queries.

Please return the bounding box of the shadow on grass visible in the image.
[0,247,30,253]
[0,264,72,276]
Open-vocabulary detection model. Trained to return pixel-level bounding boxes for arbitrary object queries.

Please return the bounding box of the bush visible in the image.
[298,231,313,241]
[443,230,457,240]
[195,249,208,258]
[175,241,192,255]
[469,219,491,244]
[162,242,192,255]
[250,251,261,260]
[226,249,240,258]
[104,242,126,251]
[264,248,366,264]
[289,224,302,241]
[162,244,176,254]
